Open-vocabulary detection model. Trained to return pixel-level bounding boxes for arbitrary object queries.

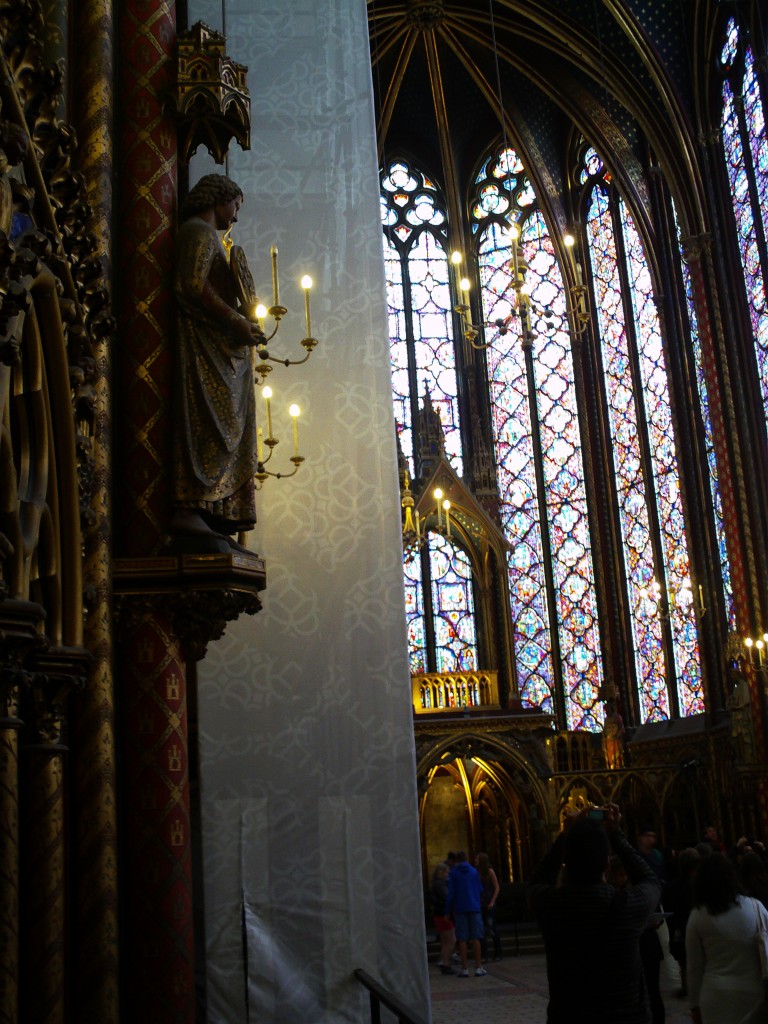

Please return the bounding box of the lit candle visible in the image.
[443,499,451,537]
[263,385,273,438]
[564,233,578,277]
[257,426,263,462]
[434,488,443,527]
[509,223,520,288]
[289,403,300,455]
[270,246,279,306]
[451,252,463,305]
[459,277,470,309]
[301,275,313,337]
[255,302,267,330]
[758,639,765,666]
[746,636,755,667]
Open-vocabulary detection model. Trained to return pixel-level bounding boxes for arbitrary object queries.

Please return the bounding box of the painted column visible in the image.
[0,676,22,1024]
[117,0,176,554]
[71,2,120,1020]
[115,2,196,1021]
[120,613,194,1022]
[20,688,68,1024]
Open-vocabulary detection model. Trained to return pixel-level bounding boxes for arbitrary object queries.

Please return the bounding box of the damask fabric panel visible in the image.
[188,1,431,1021]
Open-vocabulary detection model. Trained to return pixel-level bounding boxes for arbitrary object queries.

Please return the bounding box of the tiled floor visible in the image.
[428,940,691,1024]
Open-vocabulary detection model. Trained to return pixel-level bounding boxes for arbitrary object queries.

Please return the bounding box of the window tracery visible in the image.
[584,154,702,721]
[473,146,602,729]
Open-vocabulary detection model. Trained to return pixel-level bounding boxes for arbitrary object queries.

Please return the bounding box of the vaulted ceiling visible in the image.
[367,0,726,232]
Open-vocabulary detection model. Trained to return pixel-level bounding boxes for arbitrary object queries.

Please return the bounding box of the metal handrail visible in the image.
[353,968,429,1024]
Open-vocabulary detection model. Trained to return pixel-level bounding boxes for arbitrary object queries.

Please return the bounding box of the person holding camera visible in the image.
[529,804,661,1024]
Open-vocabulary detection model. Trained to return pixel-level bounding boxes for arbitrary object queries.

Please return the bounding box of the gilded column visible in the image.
[71,2,119,1020]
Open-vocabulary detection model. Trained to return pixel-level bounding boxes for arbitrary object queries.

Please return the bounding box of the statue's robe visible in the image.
[173,217,257,533]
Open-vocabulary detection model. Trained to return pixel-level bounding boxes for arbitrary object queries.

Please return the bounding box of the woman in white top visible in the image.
[686,852,768,1024]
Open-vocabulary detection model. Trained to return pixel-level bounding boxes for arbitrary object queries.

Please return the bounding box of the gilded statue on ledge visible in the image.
[169,174,264,553]
[601,698,625,769]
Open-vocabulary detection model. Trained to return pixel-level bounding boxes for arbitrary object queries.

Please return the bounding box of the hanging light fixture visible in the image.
[228,240,319,484]
[563,233,592,336]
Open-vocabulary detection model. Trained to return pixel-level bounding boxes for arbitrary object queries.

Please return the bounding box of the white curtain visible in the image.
[188,1,431,1021]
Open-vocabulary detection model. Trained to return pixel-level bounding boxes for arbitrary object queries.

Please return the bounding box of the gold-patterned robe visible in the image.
[173,217,257,532]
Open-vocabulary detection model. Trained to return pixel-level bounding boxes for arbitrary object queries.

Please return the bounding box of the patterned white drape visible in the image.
[188,1,431,1021]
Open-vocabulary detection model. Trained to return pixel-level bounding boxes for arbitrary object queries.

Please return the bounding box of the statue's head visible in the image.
[181,174,243,220]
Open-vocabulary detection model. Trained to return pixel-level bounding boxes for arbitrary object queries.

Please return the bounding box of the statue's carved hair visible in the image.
[181,174,243,219]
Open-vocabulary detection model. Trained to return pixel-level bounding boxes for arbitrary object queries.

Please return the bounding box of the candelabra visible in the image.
[638,578,707,620]
[228,241,319,485]
[744,631,768,671]
[563,234,591,336]
[401,469,454,557]
[450,225,557,351]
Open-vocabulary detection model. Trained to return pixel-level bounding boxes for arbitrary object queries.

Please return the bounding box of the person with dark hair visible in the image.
[686,852,768,1024]
[445,851,487,977]
[476,852,502,961]
[430,862,457,974]
[171,173,265,548]
[739,850,768,911]
[663,846,701,996]
[636,828,666,1024]
[701,824,726,854]
[530,805,661,1024]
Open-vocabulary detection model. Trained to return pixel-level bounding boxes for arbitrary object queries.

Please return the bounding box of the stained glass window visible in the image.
[721,19,768,433]
[382,158,473,674]
[404,549,427,675]
[473,146,603,730]
[586,153,703,722]
[382,160,463,475]
[430,535,478,672]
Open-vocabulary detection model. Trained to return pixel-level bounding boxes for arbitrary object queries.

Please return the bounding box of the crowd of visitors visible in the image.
[430,815,768,1023]
[530,812,768,1024]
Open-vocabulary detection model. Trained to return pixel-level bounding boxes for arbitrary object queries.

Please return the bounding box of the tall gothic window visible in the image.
[381,160,463,475]
[720,17,768,434]
[582,150,703,721]
[382,159,477,675]
[382,143,709,727]
[472,146,603,730]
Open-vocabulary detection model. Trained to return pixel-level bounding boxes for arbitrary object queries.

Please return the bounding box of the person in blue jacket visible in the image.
[445,851,487,977]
